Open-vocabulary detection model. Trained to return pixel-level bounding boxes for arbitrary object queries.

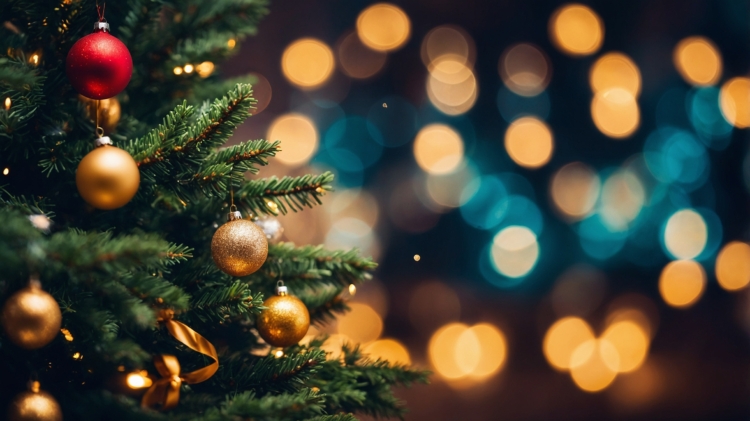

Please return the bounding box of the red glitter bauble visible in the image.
[66,30,132,99]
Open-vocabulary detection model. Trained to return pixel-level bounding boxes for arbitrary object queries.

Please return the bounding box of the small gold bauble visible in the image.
[76,145,140,210]
[79,94,121,133]
[256,294,310,347]
[211,218,268,277]
[7,389,63,421]
[1,283,61,349]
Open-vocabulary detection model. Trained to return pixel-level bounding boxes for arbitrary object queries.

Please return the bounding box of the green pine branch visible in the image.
[186,280,264,323]
[236,173,335,216]
[305,415,359,421]
[215,349,327,394]
[194,389,326,421]
[194,139,280,195]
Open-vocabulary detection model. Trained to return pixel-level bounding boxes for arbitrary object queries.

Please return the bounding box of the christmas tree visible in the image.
[0,1,428,420]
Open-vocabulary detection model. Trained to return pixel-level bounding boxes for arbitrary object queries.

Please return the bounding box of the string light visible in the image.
[173,66,183,75]
[413,254,421,261]
[227,38,236,49]
[2,168,9,176]
[4,97,10,110]
[348,284,357,295]
[60,328,74,341]
[126,371,153,389]
[183,63,194,74]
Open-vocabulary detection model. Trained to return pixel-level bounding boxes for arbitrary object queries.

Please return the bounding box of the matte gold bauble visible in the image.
[7,384,62,421]
[1,282,61,349]
[256,285,310,347]
[76,143,140,210]
[79,94,121,133]
[211,211,268,277]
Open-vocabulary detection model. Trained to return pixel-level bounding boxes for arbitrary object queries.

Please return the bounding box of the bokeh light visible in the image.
[599,168,645,231]
[504,117,554,168]
[490,226,539,278]
[644,128,709,189]
[337,31,388,79]
[673,36,722,86]
[267,113,318,167]
[463,324,508,379]
[500,43,551,97]
[601,321,649,373]
[591,88,640,138]
[719,77,750,128]
[409,281,461,333]
[589,52,641,97]
[715,241,750,291]
[606,294,659,339]
[663,209,707,260]
[426,56,478,115]
[126,371,152,389]
[549,4,604,56]
[659,260,706,308]
[569,339,619,392]
[543,317,595,371]
[421,25,475,67]
[281,38,335,89]
[428,322,507,381]
[356,3,410,52]
[325,217,380,260]
[429,323,470,379]
[364,338,411,365]
[550,162,601,220]
[425,161,479,210]
[413,124,464,174]
[336,302,383,344]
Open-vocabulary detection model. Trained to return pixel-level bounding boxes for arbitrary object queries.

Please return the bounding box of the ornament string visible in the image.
[141,310,219,410]
[96,1,106,22]
[95,100,103,138]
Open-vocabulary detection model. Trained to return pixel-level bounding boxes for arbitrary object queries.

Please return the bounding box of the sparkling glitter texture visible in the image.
[211,218,269,277]
[66,29,133,99]
[8,390,62,421]
[1,282,62,350]
[257,293,310,347]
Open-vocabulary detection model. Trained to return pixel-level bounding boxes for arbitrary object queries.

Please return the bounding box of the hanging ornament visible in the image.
[253,215,284,243]
[1,278,61,350]
[212,204,268,277]
[7,381,62,421]
[256,281,310,347]
[79,94,121,133]
[76,136,140,210]
[66,16,132,99]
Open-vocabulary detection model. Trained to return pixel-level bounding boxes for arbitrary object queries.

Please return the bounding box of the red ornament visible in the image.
[66,23,132,100]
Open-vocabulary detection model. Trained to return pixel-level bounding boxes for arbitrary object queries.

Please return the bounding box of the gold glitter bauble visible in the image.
[211,219,269,277]
[256,294,310,347]
[1,283,61,349]
[76,145,140,210]
[79,94,121,134]
[7,389,62,421]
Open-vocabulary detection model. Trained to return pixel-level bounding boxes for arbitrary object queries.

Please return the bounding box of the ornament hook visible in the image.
[276,280,288,296]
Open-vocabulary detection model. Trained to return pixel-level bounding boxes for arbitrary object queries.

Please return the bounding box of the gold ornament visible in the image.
[211,208,268,277]
[75,138,140,210]
[256,282,310,347]
[7,382,62,421]
[1,279,61,350]
[79,95,121,133]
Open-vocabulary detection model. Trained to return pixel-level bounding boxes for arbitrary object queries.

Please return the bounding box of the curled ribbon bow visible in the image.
[141,310,219,410]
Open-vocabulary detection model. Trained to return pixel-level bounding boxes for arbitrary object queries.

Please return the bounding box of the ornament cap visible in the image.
[227,209,242,221]
[276,281,288,296]
[94,136,113,147]
[94,21,110,32]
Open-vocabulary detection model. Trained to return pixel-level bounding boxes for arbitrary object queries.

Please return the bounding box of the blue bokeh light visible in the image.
[323,116,384,169]
[644,127,710,191]
[577,214,628,260]
[459,175,509,230]
[687,87,732,150]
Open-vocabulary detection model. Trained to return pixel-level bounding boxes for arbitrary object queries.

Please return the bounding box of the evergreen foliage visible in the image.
[0,1,428,419]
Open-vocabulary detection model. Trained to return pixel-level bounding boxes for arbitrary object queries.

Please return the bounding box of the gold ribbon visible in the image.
[141,310,219,410]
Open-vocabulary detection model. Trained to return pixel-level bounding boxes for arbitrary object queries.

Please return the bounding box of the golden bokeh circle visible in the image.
[659,260,706,308]
[281,38,335,89]
[356,3,411,52]
[719,77,750,128]
[504,117,554,168]
[549,4,604,56]
[267,113,319,167]
[673,36,722,86]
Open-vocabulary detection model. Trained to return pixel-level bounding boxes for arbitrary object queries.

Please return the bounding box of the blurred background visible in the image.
[209,0,750,419]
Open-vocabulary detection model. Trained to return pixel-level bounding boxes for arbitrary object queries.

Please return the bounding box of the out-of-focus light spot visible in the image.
[601,321,649,373]
[550,162,600,220]
[126,371,152,389]
[551,265,607,317]
[409,281,461,333]
[673,36,722,86]
[570,339,619,392]
[599,169,645,231]
[247,72,272,115]
[426,160,479,210]
[320,333,350,361]
[30,53,40,66]
[490,226,539,278]
[460,324,508,379]
[549,4,604,56]
[429,323,470,379]
[173,66,183,75]
[325,217,379,260]
[356,3,410,52]
[72,352,82,360]
[716,241,750,291]
[421,25,475,67]
[500,43,551,97]
[183,63,194,74]
[413,254,421,261]
[497,195,545,235]
[337,31,387,79]
[720,77,750,128]
[504,116,554,169]
[591,88,640,138]
[4,97,10,110]
[413,124,464,174]
[659,260,706,308]
[688,87,733,147]
[426,56,478,115]
[590,52,641,97]
[459,175,508,229]
[328,188,379,228]
[60,328,73,341]
[348,284,357,296]
[644,128,709,189]
[2,168,8,176]
[543,317,595,371]
[609,361,664,409]
[663,209,707,260]
[282,38,335,89]
[351,279,389,317]
[268,114,318,167]
[606,294,660,339]
[195,61,214,78]
[577,214,628,259]
[274,349,284,358]
[364,338,411,365]
[227,38,236,49]
[336,303,383,344]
